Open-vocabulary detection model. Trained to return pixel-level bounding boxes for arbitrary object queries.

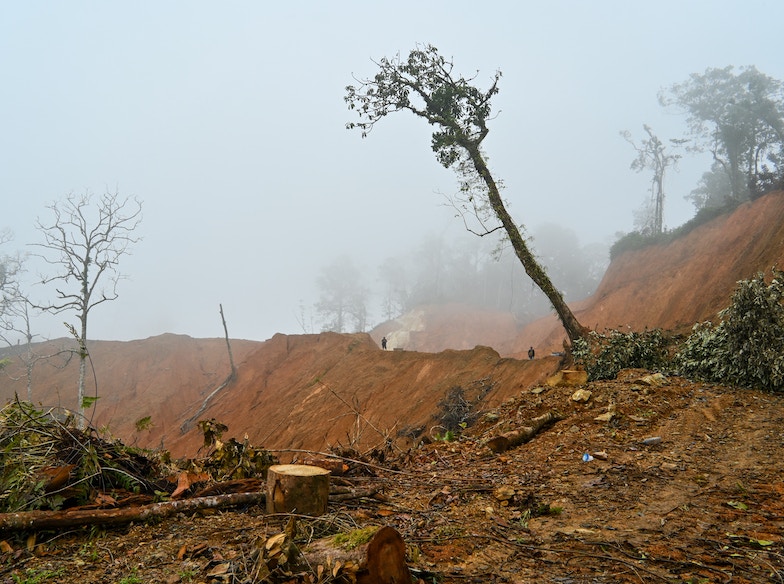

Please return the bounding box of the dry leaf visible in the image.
[265,533,286,551]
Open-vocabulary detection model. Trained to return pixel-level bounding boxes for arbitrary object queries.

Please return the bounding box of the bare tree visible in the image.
[621,125,682,234]
[0,229,23,332]
[345,44,586,343]
[33,190,142,426]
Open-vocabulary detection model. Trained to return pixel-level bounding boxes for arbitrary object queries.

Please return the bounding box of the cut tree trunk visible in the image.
[301,525,411,584]
[0,492,264,532]
[266,464,330,516]
[485,411,563,453]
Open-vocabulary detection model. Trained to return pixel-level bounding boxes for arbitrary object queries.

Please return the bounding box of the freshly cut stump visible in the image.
[302,525,411,584]
[266,464,330,516]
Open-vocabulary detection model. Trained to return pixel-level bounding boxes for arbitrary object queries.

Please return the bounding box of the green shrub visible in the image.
[675,269,784,391]
[610,200,741,261]
[573,328,670,381]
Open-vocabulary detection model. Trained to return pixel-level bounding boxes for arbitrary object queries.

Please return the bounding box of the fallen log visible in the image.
[301,525,411,584]
[0,491,265,532]
[485,411,563,453]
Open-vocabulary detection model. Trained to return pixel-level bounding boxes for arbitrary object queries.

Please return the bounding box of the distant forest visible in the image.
[311,224,609,334]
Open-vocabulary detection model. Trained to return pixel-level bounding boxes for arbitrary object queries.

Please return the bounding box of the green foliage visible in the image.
[660,65,784,203]
[573,329,670,381]
[81,395,99,410]
[610,197,743,260]
[610,230,668,260]
[197,420,277,480]
[0,400,170,513]
[201,436,277,480]
[675,270,784,391]
[11,567,66,584]
[117,569,142,584]
[134,415,152,432]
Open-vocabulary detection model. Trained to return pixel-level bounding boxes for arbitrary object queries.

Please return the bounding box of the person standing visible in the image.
[528,346,535,360]
[381,336,388,350]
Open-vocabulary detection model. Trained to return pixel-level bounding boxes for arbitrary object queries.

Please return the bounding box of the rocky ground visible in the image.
[1,370,782,583]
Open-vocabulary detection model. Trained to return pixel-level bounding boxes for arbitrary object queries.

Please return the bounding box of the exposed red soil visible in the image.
[0,191,783,583]
[517,192,784,356]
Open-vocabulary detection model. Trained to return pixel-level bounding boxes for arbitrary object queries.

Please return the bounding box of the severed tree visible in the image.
[345,44,586,343]
[33,190,142,427]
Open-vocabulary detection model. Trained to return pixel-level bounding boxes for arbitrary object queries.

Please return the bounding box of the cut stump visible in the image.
[266,464,330,516]
[302,525,411,584]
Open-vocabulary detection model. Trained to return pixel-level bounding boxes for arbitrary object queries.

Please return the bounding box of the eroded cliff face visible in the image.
[2,192,782,458]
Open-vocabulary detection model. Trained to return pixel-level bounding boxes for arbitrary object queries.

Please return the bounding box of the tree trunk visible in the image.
[0,492,264,532]
[219,303,237,381]
[467,147,587,344]
[266,464,330,516]
[301,526,411,584]
[485,411,563,453]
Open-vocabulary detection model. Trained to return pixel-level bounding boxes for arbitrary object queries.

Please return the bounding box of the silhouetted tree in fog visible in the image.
[621,125,682,234]
[660,66,784,203]
[315,256,369,333]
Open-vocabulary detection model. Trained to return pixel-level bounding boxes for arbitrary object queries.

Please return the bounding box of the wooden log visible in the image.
[0,491,264,532]
[485,411,563,453]
[266,464,330,516]
[301,525,411,584]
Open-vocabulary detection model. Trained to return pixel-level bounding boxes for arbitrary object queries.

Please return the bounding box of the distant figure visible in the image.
[381,336,388,350]
[528,346,535,360]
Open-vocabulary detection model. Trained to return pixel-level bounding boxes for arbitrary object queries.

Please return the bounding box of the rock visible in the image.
[571,389,592,403]
[638,373,668,386]
[548,369,589,387]
[494,486,516,501]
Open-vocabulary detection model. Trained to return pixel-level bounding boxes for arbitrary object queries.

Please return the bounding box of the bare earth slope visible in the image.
[516,191,784,356]
[2,192,784,458]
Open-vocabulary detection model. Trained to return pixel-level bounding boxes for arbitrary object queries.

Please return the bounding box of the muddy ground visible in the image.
[1,370,782,583]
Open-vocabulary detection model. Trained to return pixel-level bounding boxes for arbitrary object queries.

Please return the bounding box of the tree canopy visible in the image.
[660,65,784,204]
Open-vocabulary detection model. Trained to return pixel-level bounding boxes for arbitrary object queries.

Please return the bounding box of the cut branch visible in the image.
[0,491,264,532]
[485,411,563,453]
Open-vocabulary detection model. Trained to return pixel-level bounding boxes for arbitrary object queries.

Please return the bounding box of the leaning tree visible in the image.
[34,190,142,426]
[345,44,586,343]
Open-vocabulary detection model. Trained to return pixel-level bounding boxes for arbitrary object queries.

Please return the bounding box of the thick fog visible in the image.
[2,1,783,342]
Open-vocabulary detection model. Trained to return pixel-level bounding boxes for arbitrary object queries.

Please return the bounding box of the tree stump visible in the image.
[302,525,411,584]
[266,464,330,516]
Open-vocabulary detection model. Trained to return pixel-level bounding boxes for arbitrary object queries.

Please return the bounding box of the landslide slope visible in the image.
[513,190,784,356]
[1,191,783,459]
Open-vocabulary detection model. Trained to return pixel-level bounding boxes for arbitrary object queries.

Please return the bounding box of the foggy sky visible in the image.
[2,1,783,342]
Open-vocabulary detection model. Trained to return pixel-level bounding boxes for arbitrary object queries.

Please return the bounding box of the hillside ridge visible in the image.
[1,191,783,457]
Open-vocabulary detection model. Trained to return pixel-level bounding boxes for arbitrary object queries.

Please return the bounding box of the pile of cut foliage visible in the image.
[0,399,172,513]
[0,402,277,515]
[574,268,784,392]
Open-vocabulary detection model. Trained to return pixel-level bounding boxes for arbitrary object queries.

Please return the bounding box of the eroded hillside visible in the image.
[1,192,783,459]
